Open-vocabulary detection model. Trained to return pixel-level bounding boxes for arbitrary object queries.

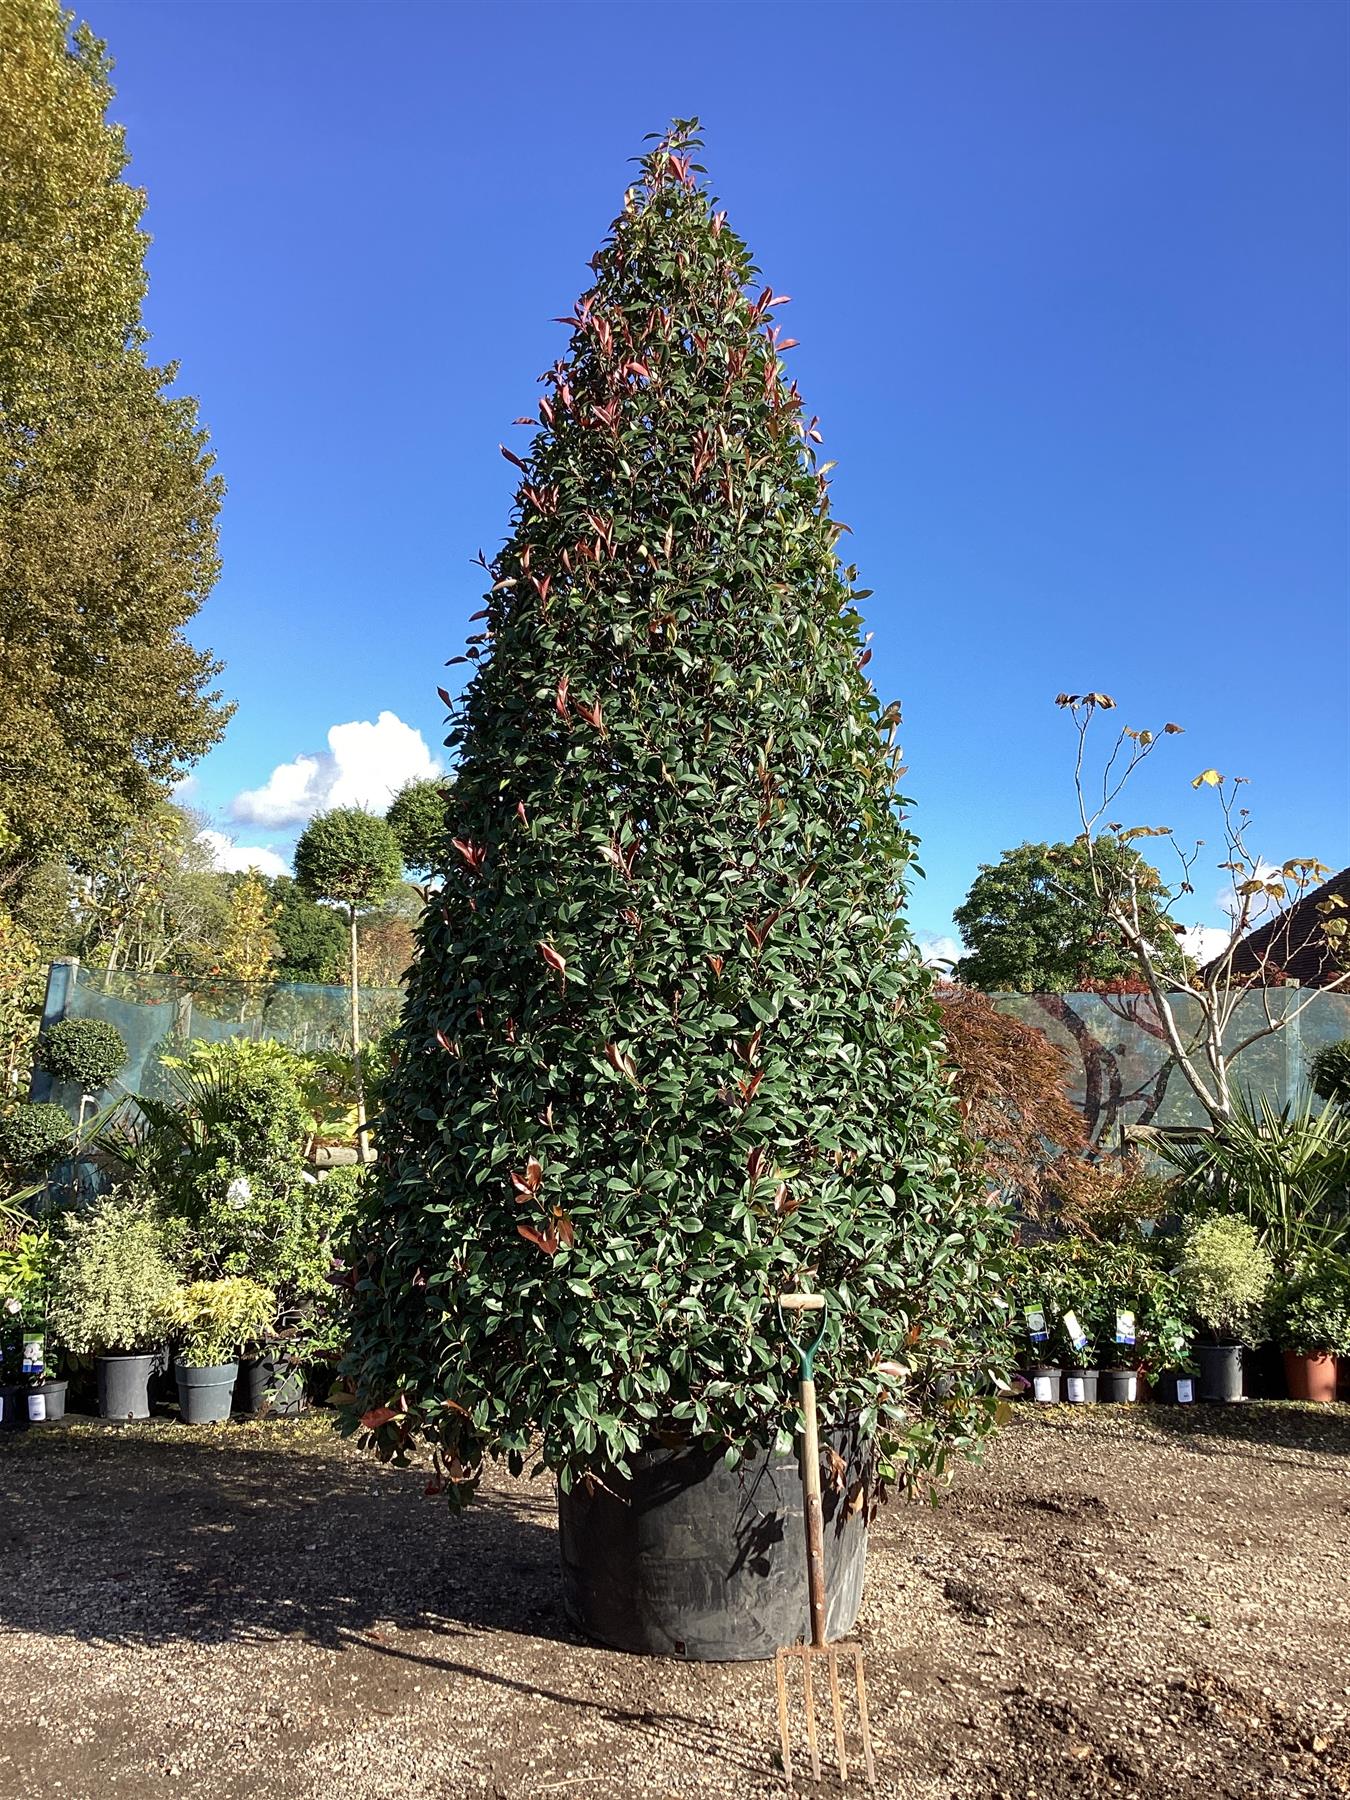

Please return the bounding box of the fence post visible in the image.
[28,958,79,1103]
[1284,987,1305,1103]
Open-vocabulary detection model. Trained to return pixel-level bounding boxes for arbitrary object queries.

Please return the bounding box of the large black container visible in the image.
[1196,1343,1244,1403]
[176,1362,238,1425]
[96,1353,157,1420]
[558,1436,869,1662]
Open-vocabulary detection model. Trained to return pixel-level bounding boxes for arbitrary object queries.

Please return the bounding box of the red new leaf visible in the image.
[499,443,529,472]
[517,1223,559,1256]
[538,942,566,976]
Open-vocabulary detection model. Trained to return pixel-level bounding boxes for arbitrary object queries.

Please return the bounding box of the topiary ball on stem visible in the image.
[0,1101,75,1172]
[344,121,1009,1505]
[34,1018,127,1092]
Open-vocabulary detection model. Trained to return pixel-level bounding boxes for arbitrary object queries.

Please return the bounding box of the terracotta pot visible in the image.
[1283,1350,1339,1404]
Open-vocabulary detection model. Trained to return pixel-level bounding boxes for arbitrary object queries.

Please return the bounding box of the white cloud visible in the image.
[914,931,962,971]
[230,711,440,829]
[198,829,290,880]
[1181,923,1231,966]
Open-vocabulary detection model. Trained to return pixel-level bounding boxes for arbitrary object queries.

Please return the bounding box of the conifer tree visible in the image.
[0,0,229,896]
[347,124,1007,1499]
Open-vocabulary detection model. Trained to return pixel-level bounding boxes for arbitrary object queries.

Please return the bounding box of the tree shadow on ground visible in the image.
[0,1418,569,1652]
[1139,1399,1350,1460]
[0,1417,771,1779]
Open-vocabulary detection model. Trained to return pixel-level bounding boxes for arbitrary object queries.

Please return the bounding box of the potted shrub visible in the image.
[343,122,1010,1662]
[1058,1294,1101,1406]
[0,1226,66,1425]
[1175,1214,1272,1402]
[47,1196,179,1419]
[1274,1255,1350,1402]
[162,1278,276,1424]
[1135,1256,1195,1403]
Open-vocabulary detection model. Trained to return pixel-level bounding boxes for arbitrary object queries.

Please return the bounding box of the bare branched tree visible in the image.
[1056,691,1348,1126]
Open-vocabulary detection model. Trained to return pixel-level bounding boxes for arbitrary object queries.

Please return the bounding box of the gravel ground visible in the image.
[0,1402,1347,1799]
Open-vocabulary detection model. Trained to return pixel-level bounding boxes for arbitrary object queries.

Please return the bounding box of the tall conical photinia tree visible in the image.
[347,122,1008,1501]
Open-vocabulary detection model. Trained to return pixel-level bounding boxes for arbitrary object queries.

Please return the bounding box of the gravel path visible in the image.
[0,1403,1346,1798]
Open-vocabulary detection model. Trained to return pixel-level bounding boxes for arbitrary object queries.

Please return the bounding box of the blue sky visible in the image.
[94,0,1348,952]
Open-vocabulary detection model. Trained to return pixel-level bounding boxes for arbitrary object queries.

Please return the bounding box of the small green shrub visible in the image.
[48,1197,180,1355]
[1274,1253,1350,1355]
[162,1277,276,1366]
[34,1019,127,1092]
[0,1101,74,1171]
[1175,1214,1273,1344]
[0,1227,54,1313]
[1309,1040,1350,1106]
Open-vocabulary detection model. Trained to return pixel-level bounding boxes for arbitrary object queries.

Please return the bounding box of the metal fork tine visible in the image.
[802,1645,821,1782]
[852,1642,877,1787]
[827,1646,849,1783]
[774,1650,795,1791]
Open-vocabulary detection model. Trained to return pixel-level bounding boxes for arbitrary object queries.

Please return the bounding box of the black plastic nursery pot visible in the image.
[97,1353,158,1421]
[1028,1365,1061,1404]
[557,1434,869,1662]
[1099,1369,1139,1404]
[1,1383,30,1430]
[239,1356,306,1418]
[1061,1368,1098,1405]
[176,1362,238,1425]
[1196,1344,1244,1404]
[1154,1370,1196,1405]
[24,1380,68,1425]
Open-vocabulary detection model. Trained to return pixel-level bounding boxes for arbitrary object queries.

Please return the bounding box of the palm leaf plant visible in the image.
[1160,1091,1350,1271]
[345,121,1009,1505]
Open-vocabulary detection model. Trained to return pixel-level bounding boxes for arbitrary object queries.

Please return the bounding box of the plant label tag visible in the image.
[21,1336,43,1378]
[1066,1375,1086,1403]
[1115,1311,1136,1346]
[1033,1374,1054,1403]
[1025,1306,1048,1344]
[1062,1310,1088,1352]
[26,1393,45,1422]
[1175,1377,1194,1404]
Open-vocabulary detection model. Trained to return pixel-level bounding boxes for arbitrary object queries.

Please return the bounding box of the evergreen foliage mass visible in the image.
[0,1100,74,1172]
[954,840,1183,994]
[34,1018,127,1091]
[346,125,1007,1501]
[0,0,229,893]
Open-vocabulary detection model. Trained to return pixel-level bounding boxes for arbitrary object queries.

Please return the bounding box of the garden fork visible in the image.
[773,1290,876,1790]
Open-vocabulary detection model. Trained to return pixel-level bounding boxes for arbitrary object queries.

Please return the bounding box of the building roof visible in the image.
[1213,865,1350,988]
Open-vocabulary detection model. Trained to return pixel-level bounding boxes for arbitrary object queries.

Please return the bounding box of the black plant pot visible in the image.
[176,1362,238,1425]
[239,1357,306,1418]
[1,1383,30,1430]
[1099,1368,1139,1404]
[557,1434,869,1662]
[1062,1369,1098,1405]
[1196,1343,1244,1404]
[1028,1365,1061,1404]
[1154,1369,1196,1405]
[25,1380,67,1424]
[97,1353,158,1420]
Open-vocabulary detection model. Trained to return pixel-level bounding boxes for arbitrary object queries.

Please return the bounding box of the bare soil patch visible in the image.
[0,1403,1346,1798]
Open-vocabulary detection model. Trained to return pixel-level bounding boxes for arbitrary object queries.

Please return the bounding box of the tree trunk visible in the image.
[348,907,368,1163]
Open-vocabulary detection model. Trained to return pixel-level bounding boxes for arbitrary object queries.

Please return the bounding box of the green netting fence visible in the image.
[995,987,1350,1145]
[28,961,1350,1145]
[29,961,402,1110]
